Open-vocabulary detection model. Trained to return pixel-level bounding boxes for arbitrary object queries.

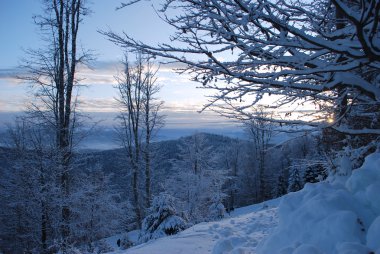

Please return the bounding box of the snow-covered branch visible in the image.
[104,0,380,134]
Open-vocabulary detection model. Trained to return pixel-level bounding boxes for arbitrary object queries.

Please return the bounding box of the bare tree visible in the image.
[104,0,380,135]
[116,55,144,228]
[223,140,241,212]
[166,133,227,222]
[18,0,91,250]
[0,120,61,253]
[115,53,164,228]
[1,118,125,253]
[141,61,165,208]
[245,107,274,201]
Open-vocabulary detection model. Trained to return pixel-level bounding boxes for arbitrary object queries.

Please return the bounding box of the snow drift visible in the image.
[258,152,380,254]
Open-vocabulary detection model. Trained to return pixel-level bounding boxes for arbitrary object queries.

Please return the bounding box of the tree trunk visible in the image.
[41,203,47,253]
[144,100,151,209]
[144,140,151,209]
[132,163,142,228]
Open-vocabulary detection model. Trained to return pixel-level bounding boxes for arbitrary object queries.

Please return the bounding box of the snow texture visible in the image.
[258,152,380,254]
[107,152,380,254]
[107,199,279,253]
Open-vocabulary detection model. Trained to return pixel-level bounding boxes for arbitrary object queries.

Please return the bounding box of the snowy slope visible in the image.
[108,199,280,254]
[258,152,380,254]
[107,152,380,254]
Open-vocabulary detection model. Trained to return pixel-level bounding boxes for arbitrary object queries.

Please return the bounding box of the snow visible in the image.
[104,231,138,249]
[107,199,280,254]
[106,152,380,254]
[367,216,380,250]
[138,193,188,244]
[258,152,380,254]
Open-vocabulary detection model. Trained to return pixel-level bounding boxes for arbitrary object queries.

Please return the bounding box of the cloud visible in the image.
[162,101,204,112]
[161,109,240,129]
[0,59,222,129]
[76,60,183,86]
[0,60,190,88]
[0,68,27,85]
[0,62,120,87]
[76,62,119,86]
[0,68,17,79]
[77,97,207,114]
[157,62,188,72]
[0,96,27,112]
[89,60,122,71]
[77,97,119,112]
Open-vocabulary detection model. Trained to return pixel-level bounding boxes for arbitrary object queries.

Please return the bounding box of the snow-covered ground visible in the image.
[107,152,380,254]
[106,199,280,254]
[259,152,380,254]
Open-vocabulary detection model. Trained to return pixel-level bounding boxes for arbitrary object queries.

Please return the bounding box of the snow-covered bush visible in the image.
[209,202,225,220]
[138,193,188,243]
[208,192,227,220]
[78,239,114,254]
[120,235,134,250]
[116,230,140,250]
[258,152,380,254]
[93,240,114,254]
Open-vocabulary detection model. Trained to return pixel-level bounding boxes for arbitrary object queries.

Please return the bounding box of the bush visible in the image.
[138,193,188,243]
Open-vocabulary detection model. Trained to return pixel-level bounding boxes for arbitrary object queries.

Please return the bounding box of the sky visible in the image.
[0,0,242,139]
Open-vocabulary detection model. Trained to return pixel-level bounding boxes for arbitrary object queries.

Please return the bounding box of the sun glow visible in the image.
[327,117,334,123]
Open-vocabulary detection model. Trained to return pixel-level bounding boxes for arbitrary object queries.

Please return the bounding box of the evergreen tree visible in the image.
[138,193,187,243]
[277,175,288,197]
[288,168,303,192]
[304,165,327,184]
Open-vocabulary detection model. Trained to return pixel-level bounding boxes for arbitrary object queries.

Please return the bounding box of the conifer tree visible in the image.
[288,168,303,192]
[138,193,187,243]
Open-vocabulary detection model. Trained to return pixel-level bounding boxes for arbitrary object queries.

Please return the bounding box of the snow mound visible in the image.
[258,152,380,254]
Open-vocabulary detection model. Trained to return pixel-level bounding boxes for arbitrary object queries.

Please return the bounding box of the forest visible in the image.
[0,0,379,253]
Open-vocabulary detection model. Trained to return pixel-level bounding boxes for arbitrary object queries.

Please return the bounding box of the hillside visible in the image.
[105,152,380,254]
[2,132,377,253]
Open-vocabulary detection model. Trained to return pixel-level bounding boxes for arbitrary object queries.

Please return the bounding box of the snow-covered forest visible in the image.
[0,0,379,253]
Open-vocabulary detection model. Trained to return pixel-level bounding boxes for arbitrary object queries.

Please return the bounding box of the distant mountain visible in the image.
[78,127,246,151]
[81,133,246,190]
[0,131,242,177]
